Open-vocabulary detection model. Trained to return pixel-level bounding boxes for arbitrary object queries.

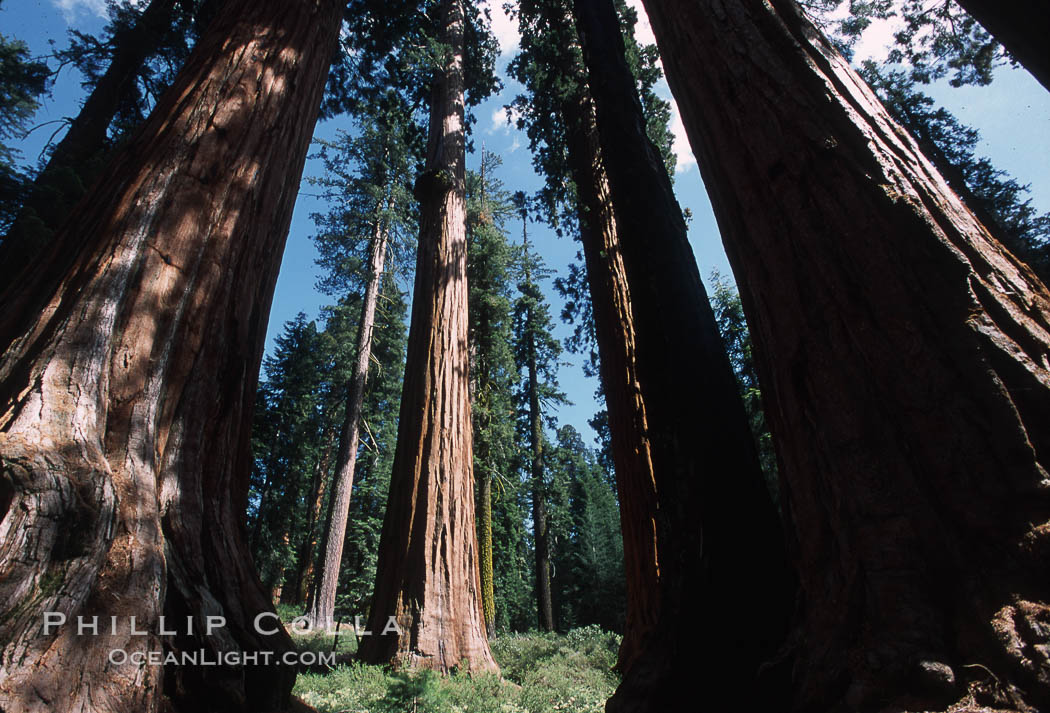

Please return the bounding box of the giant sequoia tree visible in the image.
[0,0,342,710]
[642,0,1050,710]
[356,0,498,673]
[567,2,795,710]
[510,0,664,672]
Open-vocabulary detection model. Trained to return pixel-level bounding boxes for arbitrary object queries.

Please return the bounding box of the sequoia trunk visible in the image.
[305,214,389,631]
[642,0,1050,710]
[0,1,341,711]
[0,0,179,284]
[560,88,660,675]
[572,0,796,709]
[954,0,1050,93]
[356,0,497,674]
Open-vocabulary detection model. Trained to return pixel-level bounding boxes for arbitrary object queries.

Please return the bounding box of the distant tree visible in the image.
[466,149,519,636]
[548,424,624,633]
[303,103,418,632]
[249,315,329,598]
[329,274,409,621]
[512,192,566,632]
[0,6,49,231]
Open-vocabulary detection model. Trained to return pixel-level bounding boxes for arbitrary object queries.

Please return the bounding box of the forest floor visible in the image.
[285,621,621,713]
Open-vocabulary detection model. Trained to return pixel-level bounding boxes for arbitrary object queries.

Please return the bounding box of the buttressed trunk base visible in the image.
[0,1,342,711]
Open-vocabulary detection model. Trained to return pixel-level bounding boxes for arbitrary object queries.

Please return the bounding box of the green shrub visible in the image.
[291,628,621,713]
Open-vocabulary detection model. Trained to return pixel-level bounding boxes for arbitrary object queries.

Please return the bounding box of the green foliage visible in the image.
[293,628,622,713]
[859,62,1050,282]
[803,0,1001,86]
[249,314,332,592]
[0,8,49,230]
[508,0,674,232]
[466,150,532,632]
[709,271,779,498]
[57,0,207,140]
[547,426,624,633]
[309,104,420,296]
[321,0,501,133]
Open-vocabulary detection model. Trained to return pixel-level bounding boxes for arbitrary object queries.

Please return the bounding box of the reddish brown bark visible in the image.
[572,0,796,709]
[642,0,1050,710]
[305,214,389,631]
[560,89,660,675]
[954,0,1050,93]
[355,0,497,674]
[0,1,342,711]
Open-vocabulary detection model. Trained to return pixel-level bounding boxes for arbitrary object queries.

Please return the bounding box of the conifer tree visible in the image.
[512,191,566,632]
[466,149,519,636]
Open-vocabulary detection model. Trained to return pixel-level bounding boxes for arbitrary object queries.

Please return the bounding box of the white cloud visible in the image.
[488,0,521,56]
[489,104,521,134]
[851,17,900,63]
[53,0,107,20]
[626,0,656,48]
[669,99,696,173]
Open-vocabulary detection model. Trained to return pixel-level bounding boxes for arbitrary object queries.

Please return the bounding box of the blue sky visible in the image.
[3,0,1049,442]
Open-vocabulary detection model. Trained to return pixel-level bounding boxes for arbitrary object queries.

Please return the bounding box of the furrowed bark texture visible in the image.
[642,0,1050,710]
[953,0,1050,93]
[356,0,498,675]
[0,1,341,711]
[306,216,389,632]
[560,88,660,675]
[572,0,796,709]
[0,0,179,286]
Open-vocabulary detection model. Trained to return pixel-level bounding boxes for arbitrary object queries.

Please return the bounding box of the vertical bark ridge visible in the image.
[561,89,661,675]
[356,0,497,675]
[642,0,1050,710]
[571,0,796,710]
[0,2,342,711]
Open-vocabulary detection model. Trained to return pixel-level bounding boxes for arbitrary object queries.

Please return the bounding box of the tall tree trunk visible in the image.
[571,0,796,710]
[305,213,389,631]
[0,0,179,285]
[560,86,660,675]
[954,0,1050,93]
[642,0,1050,710]
[0,1,342,711]
[356,0,497,674]
[524,246,555,632]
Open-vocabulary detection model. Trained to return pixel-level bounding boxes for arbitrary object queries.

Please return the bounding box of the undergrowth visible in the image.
[292,625,621,713]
